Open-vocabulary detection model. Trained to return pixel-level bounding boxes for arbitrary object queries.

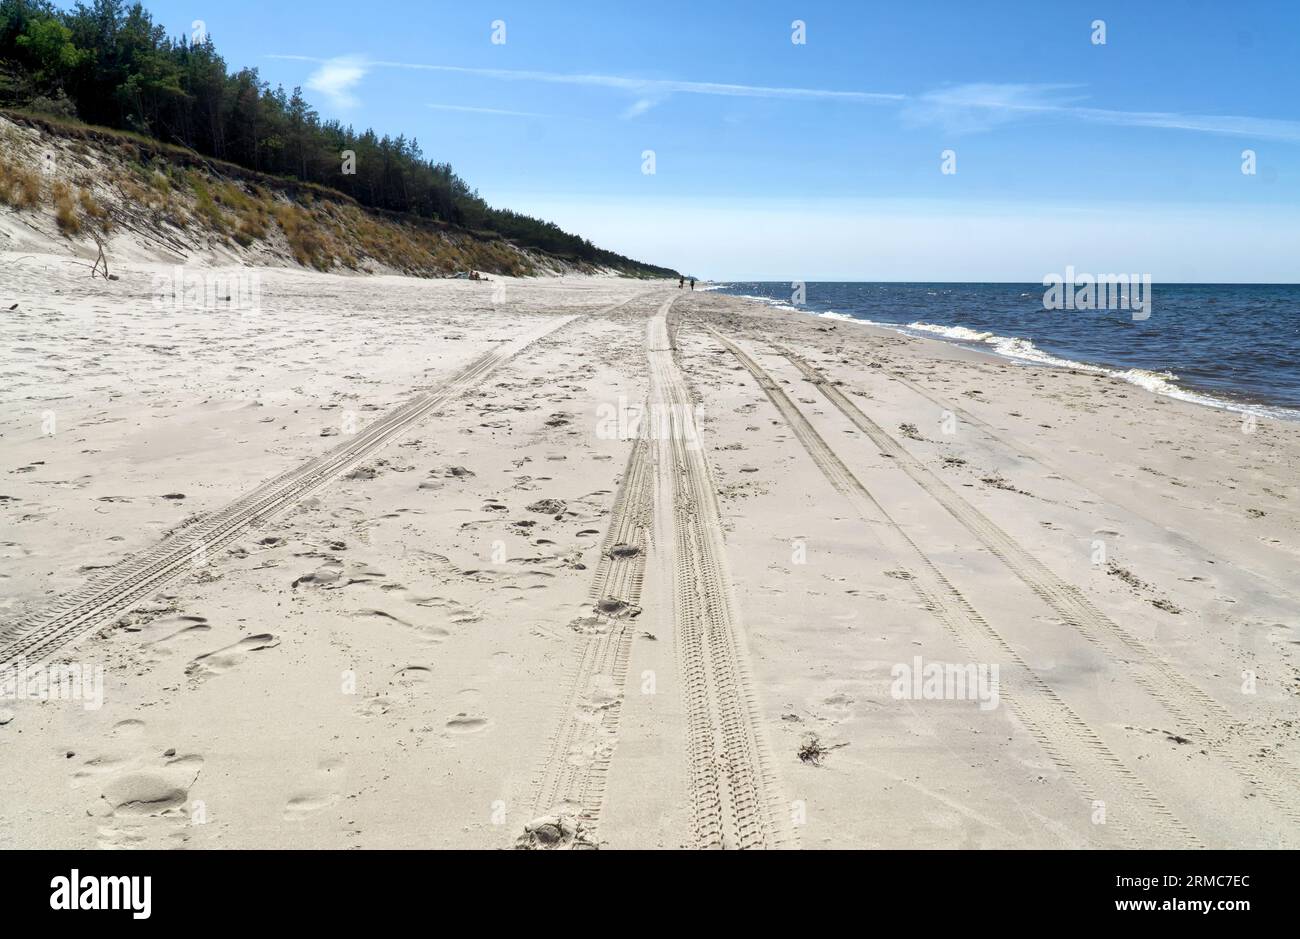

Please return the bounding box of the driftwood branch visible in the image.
[88,234,116,280]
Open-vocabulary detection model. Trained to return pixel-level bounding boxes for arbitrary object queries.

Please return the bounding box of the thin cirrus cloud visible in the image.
[426,103,556,119]
[621,98,661,120]
[365,59,905,103]
[270,54,904,110]
[906,82,1300,142]
[277,55,1300,142]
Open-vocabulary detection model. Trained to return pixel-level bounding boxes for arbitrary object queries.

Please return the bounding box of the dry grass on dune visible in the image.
[51,180,80,235]
[0,153,41,209]
[2,126,109,237]
[2,110,557,277]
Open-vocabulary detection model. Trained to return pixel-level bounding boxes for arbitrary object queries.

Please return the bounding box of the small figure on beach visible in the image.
[689,278,695,291]
[679,277,684,289]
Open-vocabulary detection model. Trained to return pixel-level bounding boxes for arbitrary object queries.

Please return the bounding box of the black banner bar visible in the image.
[2,849,1284,924]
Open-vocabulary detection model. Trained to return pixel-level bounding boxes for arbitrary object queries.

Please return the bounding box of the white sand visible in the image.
[1,254,1296,849]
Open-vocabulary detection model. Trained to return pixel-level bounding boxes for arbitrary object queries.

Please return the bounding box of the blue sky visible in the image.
[137,0,1298,280]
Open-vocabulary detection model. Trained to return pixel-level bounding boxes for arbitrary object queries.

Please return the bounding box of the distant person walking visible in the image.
[689,278,695,291]
[679,277,684,289]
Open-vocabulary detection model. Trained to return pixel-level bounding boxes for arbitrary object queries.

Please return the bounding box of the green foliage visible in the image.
[26,88,75,117]
[16,16,85,78]
[0,0,676,275]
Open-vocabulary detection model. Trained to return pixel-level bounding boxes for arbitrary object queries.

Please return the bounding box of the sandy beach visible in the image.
[1,255,1296,850]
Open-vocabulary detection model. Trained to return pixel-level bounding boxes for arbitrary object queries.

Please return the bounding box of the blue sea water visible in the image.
[711,282,1300,419]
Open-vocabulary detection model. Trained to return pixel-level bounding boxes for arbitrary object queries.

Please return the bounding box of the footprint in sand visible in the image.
[352,608,450,642]
[132,614,211,650]
[100,756,204,817]
[110,718,147,739]
[445,713,490,734]
[442,688,490,735]
[820,692,856,721]
[283,757,346,821]
[293,558,388,590]
[355,694,398,719]
[292,559,343,588]
[283,793,340,820]
[355,665,433,719]
[395,665,433,682]
[185,634,279,681]
[408,594,481,627]
[82,748,205,848]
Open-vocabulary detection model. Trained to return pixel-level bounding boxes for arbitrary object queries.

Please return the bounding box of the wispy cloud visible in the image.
[906,82,1300,142]
[426,103,554,119]
[271,55,904,104]
[902,83,1086,134]
[273,56,1300,143]
[304,55,367,109]
[1068,106,1300,142]
[622,98,659,120]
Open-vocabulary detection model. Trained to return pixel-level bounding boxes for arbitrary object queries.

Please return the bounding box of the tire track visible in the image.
[527,432,653,836]
[0,314,582,669]
[775,343,1300,829]
[702,324,1199,847]
[885,367,1300,608]
[651,302,789,849]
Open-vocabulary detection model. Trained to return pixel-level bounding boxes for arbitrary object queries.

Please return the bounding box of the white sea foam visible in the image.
[906,322,996,343]
[909,322,1101,371]
[1108,367,1297,418]
[726,296,1297,420]
[984,335,1107,373]
[737,293,801,313]
[1115,367,1181,394]
[902,321,1298,419]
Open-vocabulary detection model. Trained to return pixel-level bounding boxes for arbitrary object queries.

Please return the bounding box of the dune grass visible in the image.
[2,111,549,277]
[0,154,41,209]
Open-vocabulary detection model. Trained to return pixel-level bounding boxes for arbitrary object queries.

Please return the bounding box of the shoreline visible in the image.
[713,285,1300,423]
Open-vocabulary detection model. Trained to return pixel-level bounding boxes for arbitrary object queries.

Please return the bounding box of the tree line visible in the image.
[0,0,676,275]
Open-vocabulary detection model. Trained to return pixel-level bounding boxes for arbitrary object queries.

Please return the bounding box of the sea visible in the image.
[709,282,1300,421]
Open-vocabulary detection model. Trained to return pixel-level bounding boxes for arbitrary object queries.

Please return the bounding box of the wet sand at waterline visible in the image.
[1,255,1297,849]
